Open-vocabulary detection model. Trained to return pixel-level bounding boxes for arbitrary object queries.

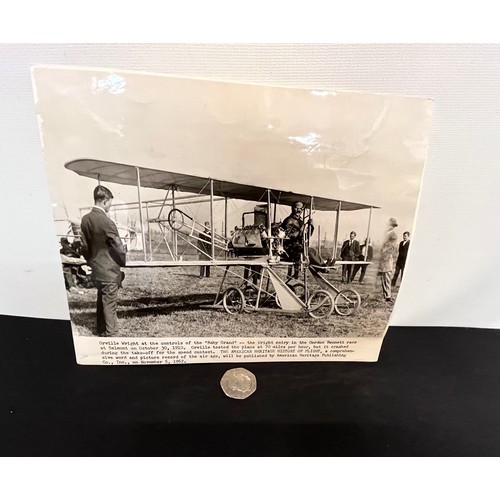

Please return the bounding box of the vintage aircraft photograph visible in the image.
[33,65,432,340]
[65,158,378,321]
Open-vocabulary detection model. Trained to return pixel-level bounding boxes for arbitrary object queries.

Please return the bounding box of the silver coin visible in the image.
[220,367,257,400]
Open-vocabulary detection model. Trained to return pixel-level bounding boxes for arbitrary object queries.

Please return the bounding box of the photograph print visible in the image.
[32,65,432,363]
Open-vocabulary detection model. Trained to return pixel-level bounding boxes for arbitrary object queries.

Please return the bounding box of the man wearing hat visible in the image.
[80,185,127,336]
[379,217,398,302]
[280,201,333,278]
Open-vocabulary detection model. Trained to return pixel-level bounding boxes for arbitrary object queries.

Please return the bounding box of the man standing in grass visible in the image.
[340,231,361,283]
[197,221,211,278]
[392,231,410,286]
[81,186,127,337]
[379,218,398,303]
[351,238,373,284]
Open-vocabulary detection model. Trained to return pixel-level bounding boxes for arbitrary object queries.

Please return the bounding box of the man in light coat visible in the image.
[379,218,398,302]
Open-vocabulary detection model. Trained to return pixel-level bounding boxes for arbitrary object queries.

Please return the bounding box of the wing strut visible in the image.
[333,201,341,260]
[210,179,215,260]
[171,186,178,259]
[267,189,272,258]
[145,202,152,261]
[135,167,147,261]
[224,196,228,258]
[365,206,373,257]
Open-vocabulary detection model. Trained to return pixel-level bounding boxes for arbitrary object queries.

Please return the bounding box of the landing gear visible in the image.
[334,289,361,316]
[222,287,245,314]
[307,290,334,319]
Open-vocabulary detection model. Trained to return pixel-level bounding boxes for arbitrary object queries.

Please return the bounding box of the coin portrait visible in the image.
[220,368,257,400]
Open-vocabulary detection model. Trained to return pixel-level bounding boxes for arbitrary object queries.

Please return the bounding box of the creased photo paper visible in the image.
[32,65,433,364]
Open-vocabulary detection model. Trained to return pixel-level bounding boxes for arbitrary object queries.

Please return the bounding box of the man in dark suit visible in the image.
[340,231,361,283]
[351,238,373,284]
[197,221,211,278]
[392,231,410,286]
[80,186,126,337]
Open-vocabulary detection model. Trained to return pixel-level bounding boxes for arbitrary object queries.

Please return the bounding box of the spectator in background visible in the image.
[379,218,398,302]
[392,231,410,286]
[60,236,90,291]
[340,231,361,283]
[351,238,373,284]
[71,236,83,257]
[197,221,211,278]
[60,237,79,291]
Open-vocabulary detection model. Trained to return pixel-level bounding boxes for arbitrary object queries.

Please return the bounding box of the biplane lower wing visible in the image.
[125,259,270,268]
[124,259,369,268]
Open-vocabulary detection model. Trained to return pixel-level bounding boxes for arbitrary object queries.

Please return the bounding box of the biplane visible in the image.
[65,159,379,319]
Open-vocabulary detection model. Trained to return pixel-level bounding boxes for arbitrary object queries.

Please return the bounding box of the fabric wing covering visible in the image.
[65,159,378,212]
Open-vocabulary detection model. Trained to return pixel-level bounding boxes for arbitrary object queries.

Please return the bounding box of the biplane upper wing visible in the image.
[65,159,379,211]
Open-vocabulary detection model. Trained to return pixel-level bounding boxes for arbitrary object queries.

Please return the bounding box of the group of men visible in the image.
[60,237,91,291]
[339,219,410,302]
[379,218,410,302]
[280,202,411,301]
[76,189,411,337]
[279,210,407,305]
[339,231,373,284]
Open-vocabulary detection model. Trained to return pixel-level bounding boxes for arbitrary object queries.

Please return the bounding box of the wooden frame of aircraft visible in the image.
[65,159,379,319]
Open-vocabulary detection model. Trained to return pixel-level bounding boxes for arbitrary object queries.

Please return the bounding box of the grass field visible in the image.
[68,262,397,338]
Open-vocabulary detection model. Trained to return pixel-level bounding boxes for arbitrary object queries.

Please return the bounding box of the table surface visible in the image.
[1,314,499,456]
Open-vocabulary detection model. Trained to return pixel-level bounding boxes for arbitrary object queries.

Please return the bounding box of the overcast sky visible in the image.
[33,66,432,247]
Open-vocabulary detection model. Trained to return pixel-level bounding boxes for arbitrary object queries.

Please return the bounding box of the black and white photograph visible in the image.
[32,65,432,363]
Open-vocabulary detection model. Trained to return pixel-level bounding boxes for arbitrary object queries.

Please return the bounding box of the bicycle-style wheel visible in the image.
[222,287,245,314]
[307,290,334,319]
[242,286,258,307]
[167,208,185,230]
[334,289,361,316]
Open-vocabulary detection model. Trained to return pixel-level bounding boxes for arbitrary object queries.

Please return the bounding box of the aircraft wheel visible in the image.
[274,293,281,309]
[242,286,257,307]
[167,208,184,230]
[222,287,245,314]
[334,289,361,316]
[290,283,305,301]
[307,290,334,319]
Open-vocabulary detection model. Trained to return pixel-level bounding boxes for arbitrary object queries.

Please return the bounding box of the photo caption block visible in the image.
[75,337,383,364]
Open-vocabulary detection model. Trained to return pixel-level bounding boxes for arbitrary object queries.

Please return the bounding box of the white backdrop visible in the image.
[0,44,498,328]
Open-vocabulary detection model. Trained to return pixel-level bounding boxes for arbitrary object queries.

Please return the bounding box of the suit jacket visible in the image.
[340,239,360,260]
[80,208,126,283]
[397,240,410,265]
